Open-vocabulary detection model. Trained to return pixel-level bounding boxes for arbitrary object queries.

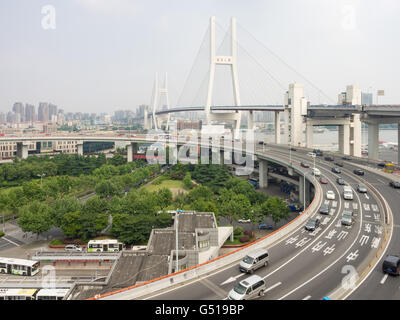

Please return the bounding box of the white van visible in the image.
[228,275,267,300]
[343,185,353,200]
[312,168,321,177]
[239,249,269,273]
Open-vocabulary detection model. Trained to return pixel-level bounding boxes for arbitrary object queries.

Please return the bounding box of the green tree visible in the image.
[261,197,291,227]
[183,172,193,189]
[18,201,54,237]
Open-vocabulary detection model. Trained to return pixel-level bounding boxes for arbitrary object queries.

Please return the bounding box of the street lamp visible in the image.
[0,214,4,233]
[37,173,46,186]
[175,209,183,273]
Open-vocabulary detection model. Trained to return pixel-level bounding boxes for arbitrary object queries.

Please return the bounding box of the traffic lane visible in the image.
[347,172,400,300]
[268,150,386,299]
[0,237,19,251]
[274,165,386,299]
[319,164,395,300]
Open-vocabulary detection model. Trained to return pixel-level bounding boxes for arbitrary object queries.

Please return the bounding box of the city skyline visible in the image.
[0,0,399,114]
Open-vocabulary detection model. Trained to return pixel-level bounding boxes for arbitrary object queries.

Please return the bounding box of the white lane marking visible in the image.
[332,201,337,208]
[380,274,388,285]
[324,200,330,205]
[303,295,312,300]
[220,273,246,286]
[265,282,282,293]
[352,203,358,210]
[363,203,370,211]
[344,202,350,209]
[365,194,370,200]
[1,237,20,247]
[371,204,379,212]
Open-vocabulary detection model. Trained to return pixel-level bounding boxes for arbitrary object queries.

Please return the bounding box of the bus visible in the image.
[383,163,395,173]
[36,288,70,300]
[0,288,38,300]
[0,257,40,276]
[87,239,124,253]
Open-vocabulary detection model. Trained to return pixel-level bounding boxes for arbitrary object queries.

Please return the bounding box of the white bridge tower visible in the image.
[151,72,171,131]
[205,16,242,137]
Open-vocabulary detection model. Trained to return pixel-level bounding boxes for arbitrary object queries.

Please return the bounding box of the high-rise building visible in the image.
[361,92,373,106]
[25,104,36,122]
[38,103,49,122]
[48,104,58,121]
[12,102,24,122]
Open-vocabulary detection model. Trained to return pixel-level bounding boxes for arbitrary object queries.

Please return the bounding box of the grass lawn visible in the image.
[144,179,187,195]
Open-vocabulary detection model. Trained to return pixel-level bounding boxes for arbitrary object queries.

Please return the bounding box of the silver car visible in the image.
[228,275,267,300]
[239,249,269,274]
[341,210,353,226]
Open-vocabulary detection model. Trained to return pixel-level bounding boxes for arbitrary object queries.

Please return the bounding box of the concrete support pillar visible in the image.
[350,114,362,157]
[304,179,311,206]
[126,143,133,163]
[248,111,254,130]
[368,122,379,160]
[306,121,313,149]
[16,142,29,160]
[77,141,84,156]
[259,160,268,189]
[299,175,305,207]
[275,111,280,144]
[338,124,350,155]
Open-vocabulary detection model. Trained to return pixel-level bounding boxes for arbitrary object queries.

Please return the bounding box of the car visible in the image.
[324,156,334,161]
[239,249,269,274]
[228,275,267,300]
[319,177,328,184]
[307,152,316,157]
[290,147,297,151]
[389,181,400,189]
[378,162,386,168]
[332,167,342,174]
[305,217,320,231]
[334,162,344,167]
[382,255,400,275]
[258,223,273,230]
[301,162,310,168]
[64,244,83,252]
[357,184,368,193]
[342,156,352,160]
[313,149,323,156]
[312,168,321,176]
[336,178,346,185]
[353,169,365,176]
[238,218,251,223]
[319,204,330,215]
[341,210,354,226]
[326,190,335,200]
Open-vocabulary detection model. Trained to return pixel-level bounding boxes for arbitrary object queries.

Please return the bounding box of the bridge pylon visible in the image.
[205,16,242,138]
[151,72,171,131]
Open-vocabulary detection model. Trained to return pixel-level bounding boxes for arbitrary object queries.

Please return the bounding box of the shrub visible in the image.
[234,226,243,236]
[239,235,250,243]
[0,232,4,238]
[243,230,254,238]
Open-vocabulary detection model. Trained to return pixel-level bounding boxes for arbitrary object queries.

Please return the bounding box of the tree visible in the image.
[183,172,193,189]
[18,201,54,237]
[261,197,291,227]
[60,211,82,238]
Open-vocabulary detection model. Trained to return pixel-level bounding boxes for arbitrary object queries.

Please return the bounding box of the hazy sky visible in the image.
[0,0,399,114]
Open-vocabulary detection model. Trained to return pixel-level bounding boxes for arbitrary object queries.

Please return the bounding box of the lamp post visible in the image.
[37,173,46,186]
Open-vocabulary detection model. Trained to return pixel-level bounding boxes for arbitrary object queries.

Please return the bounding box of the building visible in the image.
[12,103,25,122]
[25,104,36,122]
[176,120,202,131]
[362,92,373,106]
[66,211,233,300]
[38,103,49,122]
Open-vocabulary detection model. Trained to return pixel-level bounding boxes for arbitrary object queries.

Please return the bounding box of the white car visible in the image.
[238,218,251,223]
[312,168,321,176]
[326,190,335,200]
